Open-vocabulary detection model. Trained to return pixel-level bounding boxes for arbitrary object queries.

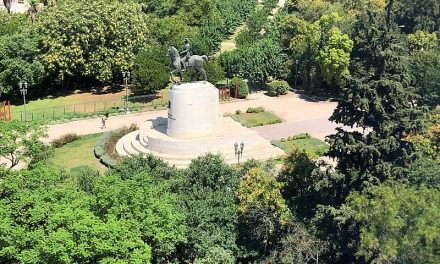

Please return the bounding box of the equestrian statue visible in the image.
[168,38,208,84]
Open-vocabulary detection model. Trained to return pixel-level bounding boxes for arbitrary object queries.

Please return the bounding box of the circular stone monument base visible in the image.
[167,81,220,139]
[116,117,284,168]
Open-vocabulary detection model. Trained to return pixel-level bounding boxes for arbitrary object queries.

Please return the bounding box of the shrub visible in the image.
[290,133,311,140]
[246,106,265,113]
[52,133,80,148]
[235,109,241,115]
[104,124,138,161]
[231,77,249,99]
[267,80,290,96]
[94,124,138,169]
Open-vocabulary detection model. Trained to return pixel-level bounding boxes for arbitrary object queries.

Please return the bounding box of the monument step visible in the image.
[128,131,281,159]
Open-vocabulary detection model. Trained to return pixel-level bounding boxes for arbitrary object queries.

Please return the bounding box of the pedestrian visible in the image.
[101,113,108,129]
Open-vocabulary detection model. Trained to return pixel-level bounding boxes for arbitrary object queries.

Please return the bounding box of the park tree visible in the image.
[346,181,440,264]
[237,167,292,256]
[180,154,239,262]
[318,27,353,87]
[312,3,428,261]
[34,0,149,85]
[410,51,440,106]
[0,120,48,168]
[93,171,187,263]
[132,44,169,94]
[0,164,152,263]
[0,11,29,37]
[282,12,353,93]
[220,38,287,85]
[262,222,328,264]
[0,33,44,95]
[407,30,438,52]
[327,3,425,199]
[394,0,440,33]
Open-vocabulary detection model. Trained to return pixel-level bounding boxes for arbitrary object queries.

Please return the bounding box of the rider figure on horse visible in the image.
[179,38,191,70]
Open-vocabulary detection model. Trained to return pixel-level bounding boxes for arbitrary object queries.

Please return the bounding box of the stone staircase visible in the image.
[116,130,284,168]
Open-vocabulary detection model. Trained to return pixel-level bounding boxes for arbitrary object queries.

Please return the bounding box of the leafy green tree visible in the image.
[0,165,152,263]
[283,12,352,93]
[395,0,440,33]
[219,51,241,78]
[132,44,169,94]
[411,51,440,106]
[93,171,186,263]
[34,0,149,83]
[318,27,353,87]
[237,167,292,256]
[327,5,425,200]
[180,154,239,262]
[204,59,225,84]
[0,11,29,37]
[407,30,438,52]
[320,4,427,262]
[0,33,44,94]
[0,120,48,168]
[262,222,327,264]
[346,181,440,264]
[149,15,197,48]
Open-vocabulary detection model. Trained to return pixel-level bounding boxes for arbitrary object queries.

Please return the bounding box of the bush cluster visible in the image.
[51,133,80,148]
[280,133,311,142]
[246,106,265,113]
[94,133,118,169]
[231,77,249,98]
[94,124,138,169]
[267,80,290,96]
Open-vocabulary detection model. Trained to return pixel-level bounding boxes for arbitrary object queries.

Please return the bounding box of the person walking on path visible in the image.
[101,113,109,129]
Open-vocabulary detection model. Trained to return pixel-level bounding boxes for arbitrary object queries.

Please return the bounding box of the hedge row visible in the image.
[94,132,119,169]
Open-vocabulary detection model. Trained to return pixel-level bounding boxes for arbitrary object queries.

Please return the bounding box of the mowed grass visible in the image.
[272,134,329,156]
[50,133,107,172]
[11,87,170,121]
[231,111,282,127]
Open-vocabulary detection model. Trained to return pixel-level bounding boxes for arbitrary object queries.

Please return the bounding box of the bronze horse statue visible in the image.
[168,46,208,84]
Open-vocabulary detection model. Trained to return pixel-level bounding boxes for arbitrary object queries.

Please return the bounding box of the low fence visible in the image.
[12,94,166,122]
[11,86,234,122]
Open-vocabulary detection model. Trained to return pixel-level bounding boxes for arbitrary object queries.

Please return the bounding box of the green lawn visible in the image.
[50,133,107,172]
[272,134,329,156]
[11,88,169,121]
[231,111,282,127]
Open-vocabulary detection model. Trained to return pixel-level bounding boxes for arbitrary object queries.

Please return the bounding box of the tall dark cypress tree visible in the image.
[326,1,426,202]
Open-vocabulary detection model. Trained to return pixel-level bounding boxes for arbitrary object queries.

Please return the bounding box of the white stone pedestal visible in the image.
[167,81,220,139]
[115,81,285,168]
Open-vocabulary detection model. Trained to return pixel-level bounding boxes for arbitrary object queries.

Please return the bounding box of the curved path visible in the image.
[46,91,339,142]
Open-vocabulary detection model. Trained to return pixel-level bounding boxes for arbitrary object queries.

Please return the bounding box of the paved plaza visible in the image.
[46,91,338,142]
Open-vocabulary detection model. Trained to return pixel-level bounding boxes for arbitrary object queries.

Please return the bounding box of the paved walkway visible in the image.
[46,91,338,142]
[252,117,338,141]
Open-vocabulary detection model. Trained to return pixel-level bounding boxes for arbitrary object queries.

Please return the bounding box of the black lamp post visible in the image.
[122,71,130,113]
[234,141,245,164]
[295,59,299,90]
[19,81,28,121]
